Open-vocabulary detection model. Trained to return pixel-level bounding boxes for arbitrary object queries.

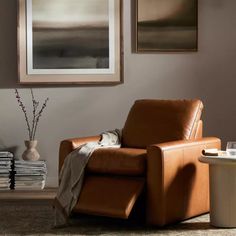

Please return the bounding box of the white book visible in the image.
[15,176,45,181]
[15,162,46,166]
[0,152,13,158]
[0,161,12,164]
[0,163,12,168]
[15,171,47,175]
[0,166,11,169]
[15,182,45,190]
[15,183,43,187]
[15,167,46,171]
[0,187,10,190]
[14,187,43,190]
[0,174,10,177]
[0,182,10,186]
[0,170,10,174]
[0,158,12,161]
[0,178,10,182]
[15,180,45,184]
[15,160,46,165]
[15,173,46,176]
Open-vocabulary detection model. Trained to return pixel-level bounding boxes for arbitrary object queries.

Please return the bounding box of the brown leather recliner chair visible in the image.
[59,99,221,226]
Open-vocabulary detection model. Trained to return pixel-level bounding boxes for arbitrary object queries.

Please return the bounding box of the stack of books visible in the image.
[14,160,47,190]
[0,151,13,190]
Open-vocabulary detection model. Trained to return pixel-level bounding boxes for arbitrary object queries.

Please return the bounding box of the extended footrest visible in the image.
[73,176,145,219]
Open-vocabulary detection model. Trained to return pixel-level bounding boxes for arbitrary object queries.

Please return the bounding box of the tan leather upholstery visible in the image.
[74,176,145,219]
[195,120,203,139]
[122,99,203,148]
[59,99,221,227]
[87,148,146,176]
[147,137,221,226]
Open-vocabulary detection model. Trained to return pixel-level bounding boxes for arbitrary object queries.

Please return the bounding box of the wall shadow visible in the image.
[0,144,18,155]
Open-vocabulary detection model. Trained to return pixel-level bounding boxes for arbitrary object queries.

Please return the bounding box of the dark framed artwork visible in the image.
[135,0,198,52]
[18,0,123,84]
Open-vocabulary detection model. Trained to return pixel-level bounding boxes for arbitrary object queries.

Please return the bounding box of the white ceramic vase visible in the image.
[22,140,40,161]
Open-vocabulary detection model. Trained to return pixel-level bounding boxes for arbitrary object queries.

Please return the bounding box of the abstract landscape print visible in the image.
[18,0,122,84]
[136,0,198,52]
[28,0,111,73]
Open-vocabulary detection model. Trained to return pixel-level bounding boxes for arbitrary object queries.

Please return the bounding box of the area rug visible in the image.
[0,201,236,236]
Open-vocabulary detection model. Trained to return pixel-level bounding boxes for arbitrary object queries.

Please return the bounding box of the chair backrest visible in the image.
[122,99,203,148]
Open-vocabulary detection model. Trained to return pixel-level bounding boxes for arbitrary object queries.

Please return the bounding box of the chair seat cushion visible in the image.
[86,148,146,176]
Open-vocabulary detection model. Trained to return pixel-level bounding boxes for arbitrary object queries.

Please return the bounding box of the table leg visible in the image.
[210,164,236,227]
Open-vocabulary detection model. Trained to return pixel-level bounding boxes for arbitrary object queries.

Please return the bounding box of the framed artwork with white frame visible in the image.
[18,0,123,84]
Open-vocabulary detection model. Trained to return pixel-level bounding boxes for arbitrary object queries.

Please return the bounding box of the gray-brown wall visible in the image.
[0,0,235,186]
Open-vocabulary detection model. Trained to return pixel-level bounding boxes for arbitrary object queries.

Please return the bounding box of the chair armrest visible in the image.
[59,135,101,172]
[146,137,221,226]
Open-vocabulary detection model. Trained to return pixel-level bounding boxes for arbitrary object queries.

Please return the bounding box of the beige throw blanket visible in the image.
[54,129,121,226]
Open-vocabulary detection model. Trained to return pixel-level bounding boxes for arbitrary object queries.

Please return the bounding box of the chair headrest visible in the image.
[122,99,203,148]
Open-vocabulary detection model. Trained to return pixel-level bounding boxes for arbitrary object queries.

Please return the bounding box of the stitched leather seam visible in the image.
[189,101,201,139]
[161,150,165,225]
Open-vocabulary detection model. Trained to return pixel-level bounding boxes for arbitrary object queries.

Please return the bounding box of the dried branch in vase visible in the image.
[14,89,49,141]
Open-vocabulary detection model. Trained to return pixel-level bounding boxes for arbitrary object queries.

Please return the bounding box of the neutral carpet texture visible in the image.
[0,201,236,236]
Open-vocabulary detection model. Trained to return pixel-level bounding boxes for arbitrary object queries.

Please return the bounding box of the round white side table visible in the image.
[199,155,236,228]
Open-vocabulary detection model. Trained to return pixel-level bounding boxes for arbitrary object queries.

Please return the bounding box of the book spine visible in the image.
[10,158,15,190]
